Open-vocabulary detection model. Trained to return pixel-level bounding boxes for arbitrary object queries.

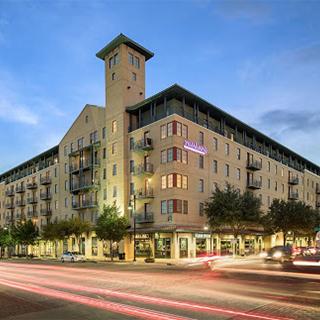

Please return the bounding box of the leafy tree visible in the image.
[69,217,91,254]
[0,227,15,258]
[95,204,129,261]
[205,184,262,254]
[13,220,39,257]
[262,199,319,246]
[41,222,61,257]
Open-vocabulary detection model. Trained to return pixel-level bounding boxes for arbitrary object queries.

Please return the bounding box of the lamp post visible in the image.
[128,195,136,262]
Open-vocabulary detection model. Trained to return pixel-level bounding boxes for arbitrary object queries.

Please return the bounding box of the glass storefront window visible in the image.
[92,237,98,256]
[155,238,171,258]
[196,239,207,257]
[135,239,151,257]
[179,238,188,258]
[220,240,239,256]
[244,239,255,255]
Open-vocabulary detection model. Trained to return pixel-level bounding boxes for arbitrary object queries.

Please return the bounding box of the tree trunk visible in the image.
[283,233,286,246]
[55,240,58,258]
[110,240,113,262]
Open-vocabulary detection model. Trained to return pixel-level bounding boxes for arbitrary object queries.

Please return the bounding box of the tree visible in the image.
[95,204,129,261]
[262,199,319,246]
[0,227,15,258]
[41,222,61,257]
[69,217,91,254]
[13,220,39,257]
[205,184,262,255]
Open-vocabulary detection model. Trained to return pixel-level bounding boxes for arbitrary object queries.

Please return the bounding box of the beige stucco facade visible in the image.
[1,34,319,260]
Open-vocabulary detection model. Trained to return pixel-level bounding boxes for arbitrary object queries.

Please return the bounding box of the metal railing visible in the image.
[40,192,52,200]
[40,176,52,185]
[246,160,262,170]
[5,189,15,197]
[247,179,262,189]
[15,200,26,207]
[288,176,299,185]
[135,188,154,199]
[133,163,154,176]
[134,138,153,152]
[15,185,25,193]
[135,212,154,223]
[26,182,37,189]
[40,208,52,216]
[72,200,98,210]
[27,197,38,204]
[288,191,299,200]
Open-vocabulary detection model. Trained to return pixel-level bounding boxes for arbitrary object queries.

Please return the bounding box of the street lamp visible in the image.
[128,195,136,262]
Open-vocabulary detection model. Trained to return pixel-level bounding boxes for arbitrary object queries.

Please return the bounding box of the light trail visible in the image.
[0,278,194,320]
[0,270,294,320]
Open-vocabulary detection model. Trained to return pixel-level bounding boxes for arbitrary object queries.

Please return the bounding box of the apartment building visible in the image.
[1,34,320,260]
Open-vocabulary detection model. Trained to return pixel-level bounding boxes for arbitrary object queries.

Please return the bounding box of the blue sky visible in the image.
[0,0,320,172]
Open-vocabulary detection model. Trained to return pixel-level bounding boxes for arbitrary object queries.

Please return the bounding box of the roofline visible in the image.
[96,33,154,61]
[126,83,320,172]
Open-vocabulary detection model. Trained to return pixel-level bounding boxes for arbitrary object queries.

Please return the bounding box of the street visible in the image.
[0,259,319,320]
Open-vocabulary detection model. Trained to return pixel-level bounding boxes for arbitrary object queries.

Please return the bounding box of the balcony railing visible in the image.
[5,189,15,197]
[135,188,154,200]
[27,211,38,218]
[246,160,262,171]
[5,216,14,223]
[70,180,100,193]
[40,192,52,200]
[133,163,154,176]
[5,203,15,209]
[69,141,101,156]
[40,176,52,185]
[288,176,299,185]
[134,138,153,152]
[40,208,52,216]
[70,159,100,173]
[26,182,37,189]
[72,200,98,210]
[15,185,25,193]
[16,200,26,207]
[247,179,262,189]
[135,212,154,224]
[27,197,38,204]
[288,191,299,200]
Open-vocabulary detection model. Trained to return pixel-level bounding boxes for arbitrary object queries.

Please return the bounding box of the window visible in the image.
[236,148,241,160]
[130,183,135,196]
[199,155,204,169]
[85,115,88,123]
[109,53,119,68]
[54,184,58,193]
[275,181,278,191]
[90,130,98,143]
[213,137,218,151]
[168,200,173,214]
[103,148,106,159]
[54,167,57,177]
[167,122,173,136]
[199,202,204,216]
[182,176,188,189]
[199,131,204,145]
[161,201,167,214]
[267,196,271,207]
[112,72,116,80]
[129,137,135,150]
[224,164,229,177]
[102,127,106,139]
[176,148,182,162]
[225,143,230,156]
[282,184,285,193]
[176,122,182,136]
[111,143,117,155]
[199,179,204,192]
[70,142,74,152]
[113,186,117,197]
[161,176,167,189]
[160,125,167,139]
[182,150,188,164]
[281,168,284,177]
[103,189,107,200]
[168,174,173,188]
[161,150,166,163]
[134,56,140,68]
[112,120,117,133]
[268,161,271,172]
[167,148,173,162]
[64,180,68,191]
[212,160,218,174]
[236,168,241,180]
[132,72,137,81]
[176,200,182,213]
[64,163,68,174]
[65,197,68,208]
[103,168,106,179]
[55,200,58,210]
[78,137,84,149]
[176,174,182,188]
[129,160,134,173]
[112,164,117,176]
[183,201,188,214]
[64,145,68,156]
[182,125,188,138]
[128,53,134,65]
[275,165,278,175]
[268,179,271,189]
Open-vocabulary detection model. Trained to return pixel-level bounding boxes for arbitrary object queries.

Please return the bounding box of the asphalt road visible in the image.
[0,258,319,320]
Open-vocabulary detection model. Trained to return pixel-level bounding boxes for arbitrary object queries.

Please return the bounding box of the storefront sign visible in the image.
[136,233,150,239]
[183,140,208,155]
[195,233,211,239]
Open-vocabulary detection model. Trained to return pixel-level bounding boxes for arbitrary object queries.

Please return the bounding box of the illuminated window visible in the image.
[160,125,167,139]
[182,125,188,138]
[112,120,117,133]
[199,179,204,192]
[168,174,173,188]
[182,150,188,164]
[182,176,188,189]
[161,176,167,189]
[176,122,182,136]
[167,122,173,137]
[176,174,182,188]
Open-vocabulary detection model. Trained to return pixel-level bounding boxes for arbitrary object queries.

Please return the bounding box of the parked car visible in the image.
[60,251,86,263]
[264,246,293,263]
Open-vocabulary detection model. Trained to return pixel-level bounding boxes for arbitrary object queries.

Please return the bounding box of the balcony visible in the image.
[288,176,299,185]
[72,200,98,210]
[5,203,15,209]
[246,160,262,171]
[40,192,52,200]
[135,212,154,224]
[69,141,101,157]
[15,185,25,193]
[135,188,154,200]
[133,163,154,176]
[40,208,52,216]
[288,191,299,200]
[5,216,14,223]
[16,214,25,221]
[5,189,15,197]
[26,182,37,189]
[27,211,38,219]
[316,186,320,194]
[27,197,38,204]
[70,180,100,193]
[247,179,262,189]
[70,159,100,173]
[16,199,26,207]
[134,138,153,152]
[40,176,52,185]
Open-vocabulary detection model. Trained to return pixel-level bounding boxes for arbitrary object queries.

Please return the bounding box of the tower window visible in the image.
[134,56,140,69]
[128,52,134,65]
[112,72,116,80]
[132,72,137,81]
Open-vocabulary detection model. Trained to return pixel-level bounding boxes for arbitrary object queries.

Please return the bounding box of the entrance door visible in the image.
[179,238,188,258]
[155,238,171,258]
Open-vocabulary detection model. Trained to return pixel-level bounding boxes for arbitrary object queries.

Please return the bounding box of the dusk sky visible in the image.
[0,0,319,173]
